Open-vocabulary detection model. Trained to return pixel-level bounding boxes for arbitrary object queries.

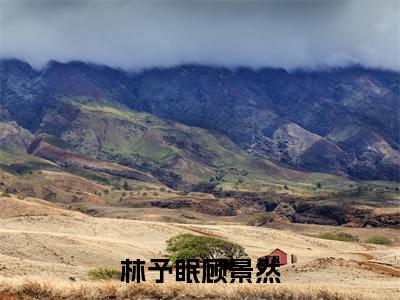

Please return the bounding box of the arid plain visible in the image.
[0,194,399,299]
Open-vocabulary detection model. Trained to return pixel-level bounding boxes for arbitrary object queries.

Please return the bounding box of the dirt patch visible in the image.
[349,252,374,260]
[358,243,376,251]
[175,225,223,238]
[0,196,84,219]
[359,261,400,277]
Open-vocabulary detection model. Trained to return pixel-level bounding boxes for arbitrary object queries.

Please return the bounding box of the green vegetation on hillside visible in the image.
[88,268,122,281]
[2,98,398,196]
[365,235,392,245]
[0,149,59,176]
[54,100,363,191]
[319,232,359,242]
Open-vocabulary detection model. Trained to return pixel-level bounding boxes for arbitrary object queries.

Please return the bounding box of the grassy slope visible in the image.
[58,99,362,192]
[2,100,397,198]
[0,148,60,176]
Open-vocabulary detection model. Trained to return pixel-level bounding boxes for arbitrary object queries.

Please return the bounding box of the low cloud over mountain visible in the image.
[0,0,399,70]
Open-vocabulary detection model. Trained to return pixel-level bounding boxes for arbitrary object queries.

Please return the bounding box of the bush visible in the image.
[0,192,11,197]
[247,213,275,226]
[365,235,392,245]
[166,233,247,263]
[88,268,121,280]
[179,190,189,196]
[319,232,358,242]
[122,181,133,191]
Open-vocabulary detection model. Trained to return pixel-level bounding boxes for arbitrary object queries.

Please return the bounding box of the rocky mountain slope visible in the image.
[1,59,399,181]
[27,137,157,182]
[0,106,319,190]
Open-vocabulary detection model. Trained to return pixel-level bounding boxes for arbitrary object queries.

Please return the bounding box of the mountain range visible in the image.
[0,58,399,186]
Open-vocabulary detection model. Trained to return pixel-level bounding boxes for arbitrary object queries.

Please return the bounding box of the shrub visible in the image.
[365,235,392,245]
[0,192,11,197]
[88,268,121,280]
[166,233,247,263]
[123,181,132,191]
[247,213,275,226]
[319,232,358,242]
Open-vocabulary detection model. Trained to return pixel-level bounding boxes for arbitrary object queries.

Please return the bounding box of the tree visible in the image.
[316,182,322,189]
[122,181,130,191]
[179,189,189,196]
[166,233,247,263]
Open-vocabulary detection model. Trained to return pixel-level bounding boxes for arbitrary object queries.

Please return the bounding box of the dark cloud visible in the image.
[1,0,399,70]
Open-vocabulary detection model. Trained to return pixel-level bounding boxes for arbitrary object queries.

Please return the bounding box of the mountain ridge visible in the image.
[1,58,399,181]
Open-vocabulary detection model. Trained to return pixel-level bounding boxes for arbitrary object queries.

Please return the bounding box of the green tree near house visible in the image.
[166,233,247,263]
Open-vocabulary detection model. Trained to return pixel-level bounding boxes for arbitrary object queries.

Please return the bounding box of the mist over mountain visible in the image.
[1,0,399,71]
[1,59,399,182]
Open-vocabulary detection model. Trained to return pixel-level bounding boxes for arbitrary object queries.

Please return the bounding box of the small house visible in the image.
[258,248,288,266]
[269,248,288,265]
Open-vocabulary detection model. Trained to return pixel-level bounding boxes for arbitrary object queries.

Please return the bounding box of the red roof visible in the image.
[269,248,287,255]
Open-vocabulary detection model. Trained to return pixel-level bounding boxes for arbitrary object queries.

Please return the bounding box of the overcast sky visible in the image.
[0,0,399,71]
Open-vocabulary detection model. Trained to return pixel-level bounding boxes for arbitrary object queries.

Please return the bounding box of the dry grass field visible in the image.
[0,195,399,299]
[0,279,378,300]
